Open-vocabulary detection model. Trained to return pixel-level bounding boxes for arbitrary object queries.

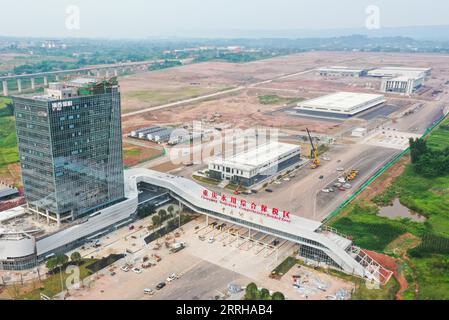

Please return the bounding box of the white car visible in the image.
[144,288,154,295]
[337,167,345,172]
[322,157,331,161]
[167,273,178,282]
[274,181,282,185]
[322,188,330,193]
[283,178,290,182]
[121,266,130,272]
[208,237,215,244]
[132,267,142,274]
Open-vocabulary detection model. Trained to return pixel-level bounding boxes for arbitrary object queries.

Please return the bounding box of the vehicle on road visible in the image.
[132,267,142,274]
[144,288,154,295]
[121,266,130,272]
[265,189,273,193]
[208,237,215,244]
[322,188,330,193]
[319,175,324,179]
[337,167,344,172]
[283,177,290,182]
[110,272,116,276]
[274,181,282,185]
[167,273,178,282]
[156,282,166,290]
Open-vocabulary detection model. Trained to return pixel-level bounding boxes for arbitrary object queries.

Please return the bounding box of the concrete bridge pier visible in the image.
[114,69,118,77]
[2,80,8,96]
[31,78,36,90]
[43,76,48,86]
[55,75,60,81]
[105,70,110,78]
[17,79,22,93]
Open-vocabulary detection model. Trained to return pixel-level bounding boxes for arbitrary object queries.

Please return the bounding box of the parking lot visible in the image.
[66,216,352,300]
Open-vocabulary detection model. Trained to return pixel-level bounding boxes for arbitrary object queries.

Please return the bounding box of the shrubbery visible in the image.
[409,138,449,177]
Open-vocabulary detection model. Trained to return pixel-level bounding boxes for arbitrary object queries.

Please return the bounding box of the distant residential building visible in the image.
[13,78,125,225]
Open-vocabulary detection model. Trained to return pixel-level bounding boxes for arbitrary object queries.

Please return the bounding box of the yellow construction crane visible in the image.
[306,128,321,169]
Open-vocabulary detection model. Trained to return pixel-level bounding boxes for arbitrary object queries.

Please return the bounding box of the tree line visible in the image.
[409,137,449,177]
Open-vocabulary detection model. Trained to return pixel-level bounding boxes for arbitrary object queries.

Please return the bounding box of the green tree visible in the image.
[56,254,69,266]
[158,209,168,221]
[245,282,259,300]
[259,288,271,300]
[70,252,82,265]
[46,257,59,271]
[152,215,161,228]
[409,138,428,163]
[167,205,175,216]
[271,292,285,300]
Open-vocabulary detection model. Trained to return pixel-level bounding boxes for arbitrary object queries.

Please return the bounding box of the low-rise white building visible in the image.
[367,67,431,78]
[380,75,424,95]
[295,92,386,118]
[208,141,301,187]
[351,127,368,138]
[317,66,368,78]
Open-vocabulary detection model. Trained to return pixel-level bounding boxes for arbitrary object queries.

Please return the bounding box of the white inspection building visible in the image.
[295,92,386,118]
[208,141,301,187]
[380,75,425,95]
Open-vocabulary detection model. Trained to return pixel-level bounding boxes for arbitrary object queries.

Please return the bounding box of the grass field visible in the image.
[426,118,449,151]
[328,115,449,300]
[258,95,303,105]
[122,86,215,112]
[0,116,19,170]
[14,259,97,300]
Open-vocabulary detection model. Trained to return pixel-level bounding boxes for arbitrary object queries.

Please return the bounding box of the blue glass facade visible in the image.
[13,79,125,222]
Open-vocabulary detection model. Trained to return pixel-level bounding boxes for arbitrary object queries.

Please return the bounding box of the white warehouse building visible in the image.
[208,141,301,187]
[295,92,386,118]
[316,66,368,78]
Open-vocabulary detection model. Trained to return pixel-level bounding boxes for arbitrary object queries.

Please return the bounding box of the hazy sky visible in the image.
[1,0,449,38]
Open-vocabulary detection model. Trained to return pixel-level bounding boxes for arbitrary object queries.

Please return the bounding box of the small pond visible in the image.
[378,198,427,222]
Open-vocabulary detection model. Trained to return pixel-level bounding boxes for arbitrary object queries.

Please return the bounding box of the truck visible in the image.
[170,242,186,253]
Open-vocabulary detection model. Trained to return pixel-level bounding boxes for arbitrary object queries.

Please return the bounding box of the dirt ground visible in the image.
[123,142,164,168]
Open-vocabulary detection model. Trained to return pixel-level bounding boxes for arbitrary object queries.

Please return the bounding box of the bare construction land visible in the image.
[117,51,449,223]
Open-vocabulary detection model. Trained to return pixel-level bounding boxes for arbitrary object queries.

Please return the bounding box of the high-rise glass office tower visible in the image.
[13,78,125,224]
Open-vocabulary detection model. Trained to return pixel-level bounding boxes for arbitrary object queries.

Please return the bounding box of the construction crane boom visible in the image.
[306,128,321,169]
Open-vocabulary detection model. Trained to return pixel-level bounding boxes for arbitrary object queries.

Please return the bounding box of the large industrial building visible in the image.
[316,66,369,78]
[12,78,125,225]
[295,92,386,118]
[208,141,301,187]
[367,66,432,78]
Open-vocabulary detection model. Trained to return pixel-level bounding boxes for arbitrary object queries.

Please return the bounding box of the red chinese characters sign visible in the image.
[201,189,291,223]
